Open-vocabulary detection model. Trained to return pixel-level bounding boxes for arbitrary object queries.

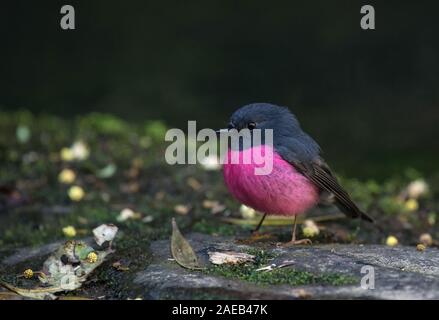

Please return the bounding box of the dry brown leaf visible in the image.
[174,204,190,215]
[187,177,202,191]
[203,200,226,214]
[112,261,130,272]
[0,281,58,300]
[170,218,201,270]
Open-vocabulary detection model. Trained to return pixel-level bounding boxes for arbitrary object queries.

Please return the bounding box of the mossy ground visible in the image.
[0,110,438,298]
[205,250,356,287]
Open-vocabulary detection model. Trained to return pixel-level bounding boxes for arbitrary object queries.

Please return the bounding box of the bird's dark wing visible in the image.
[290,158,374,223]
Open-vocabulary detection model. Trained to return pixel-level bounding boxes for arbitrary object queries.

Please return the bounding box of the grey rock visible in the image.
[1,241,64,266]
[2,233,439,299]
[1,237,94,266]
[134,233,439,300]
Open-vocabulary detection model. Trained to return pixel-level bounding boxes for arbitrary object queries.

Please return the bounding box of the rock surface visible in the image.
[134,233,439,300]
[2,233,439,299]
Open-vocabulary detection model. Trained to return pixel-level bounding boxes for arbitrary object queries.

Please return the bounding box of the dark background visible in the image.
[1,1,438,177]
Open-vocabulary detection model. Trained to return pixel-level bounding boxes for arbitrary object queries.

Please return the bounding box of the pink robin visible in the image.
[220,103,373,246]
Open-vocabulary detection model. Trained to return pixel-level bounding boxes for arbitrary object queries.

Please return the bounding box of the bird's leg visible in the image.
[238,213,273,243]
[277,215,312,247]
[291,214,298,241]
[251,212,267,235]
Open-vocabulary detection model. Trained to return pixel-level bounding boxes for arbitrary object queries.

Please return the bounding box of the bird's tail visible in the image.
[335,201,374,223]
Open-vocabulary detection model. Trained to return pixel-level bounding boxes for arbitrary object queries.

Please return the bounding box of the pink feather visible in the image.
[223,145,319,216]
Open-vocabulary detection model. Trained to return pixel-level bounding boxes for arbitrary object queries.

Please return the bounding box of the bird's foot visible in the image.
[276,238,312,247]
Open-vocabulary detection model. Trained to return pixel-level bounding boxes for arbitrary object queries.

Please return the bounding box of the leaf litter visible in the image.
[0,224,118,300]
[170,218,202,270]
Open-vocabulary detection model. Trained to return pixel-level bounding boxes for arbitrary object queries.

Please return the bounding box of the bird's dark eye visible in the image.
[247,122,256,130]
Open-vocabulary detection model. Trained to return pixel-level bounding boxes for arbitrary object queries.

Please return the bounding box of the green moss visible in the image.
[78,113,130,136]
[205,250,356,286]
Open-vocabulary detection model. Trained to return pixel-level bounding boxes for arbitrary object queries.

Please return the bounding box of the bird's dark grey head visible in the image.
[227,102,321,161]
[228,103,299,132]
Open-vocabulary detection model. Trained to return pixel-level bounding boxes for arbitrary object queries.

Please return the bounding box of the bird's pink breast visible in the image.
[223,145,319,216]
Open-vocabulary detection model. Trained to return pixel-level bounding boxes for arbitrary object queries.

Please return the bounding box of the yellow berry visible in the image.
[86,252,98,263]
[62,225,77,237]
[58,169,76,184]
[416,244,426,252]
[386,235,398,246]
[68,186,85,201]
[23,269,34,279]
[60,147,74,161]
[302,220,320,238]
[404,199,419,212]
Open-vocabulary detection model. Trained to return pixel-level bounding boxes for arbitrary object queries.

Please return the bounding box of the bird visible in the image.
[220,103,373,246]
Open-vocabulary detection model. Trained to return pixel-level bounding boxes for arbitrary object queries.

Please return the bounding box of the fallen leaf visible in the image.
[0,291,28,300]
[174,204,190,215]
[187,177,202,191]
[93,224,118,246]
[117,208,141,222]
[203,200,226,214]
[142,215,154,223]
[0,281,58,300]
[0,228,119,299]
[70,141,89,161]
[419,233,433,246]
[170,218,201,270]
[202,200,217,209]
[112,261,130,272]
[406,179,429,199]
[240,204,256,219]
[208,251,255,265]
[16,125,31,144]
[97,163,117,179]
[39,240,113,289]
